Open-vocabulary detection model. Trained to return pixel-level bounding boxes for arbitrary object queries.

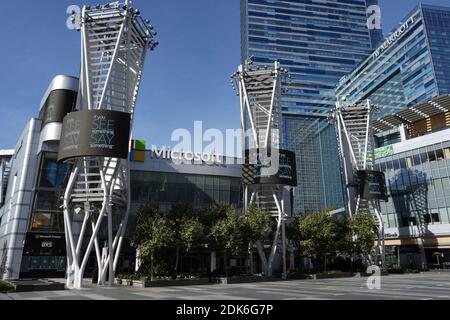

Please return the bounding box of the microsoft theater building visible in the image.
[0,76,242,280]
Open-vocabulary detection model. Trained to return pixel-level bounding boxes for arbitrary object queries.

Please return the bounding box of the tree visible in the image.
[202,203,231,227]
[170,205,204,273]
[333,215,354,256]
[210,205,246,277]
[133,205,174,280]
[172,216,204,272]
[179,218,204,253]
[133,205,160,246]
[244,207,274,276]
[351,212,377,264]
[245,207,272,242]
[295,210,339,272]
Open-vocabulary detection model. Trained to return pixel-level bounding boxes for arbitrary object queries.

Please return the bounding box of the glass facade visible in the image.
[20,153,72,278]
[336,5,450,117]
[424,5,450,95]
[30,154,71,233]
[128,170,242,237]
[241,0,381,213]
[28,153,242,235]
[130,171,242,213]
[375,140,450,229]
[283,115,344,213]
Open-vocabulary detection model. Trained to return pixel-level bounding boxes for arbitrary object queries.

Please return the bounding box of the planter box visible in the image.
[214,276,283,285]
[116,278,211,288]
[8,280,65,293]
[304,271,389,280]
[144,278,211,287]
[287,274,313,280]
[310,272,357,280]
[360,271,389,277]
[133,280,145,288]
[115,279,133,286]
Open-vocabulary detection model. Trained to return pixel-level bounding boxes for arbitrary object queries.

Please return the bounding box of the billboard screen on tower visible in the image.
[58,110,131,162]
[243,148,297,187]
[357,170,389,202]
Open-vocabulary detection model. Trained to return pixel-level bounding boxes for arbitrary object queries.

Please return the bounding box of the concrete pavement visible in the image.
[1,273,450,300]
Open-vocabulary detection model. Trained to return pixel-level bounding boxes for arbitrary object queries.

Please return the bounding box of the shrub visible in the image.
[0,280,14,293]
[320,270,344,275]
[405,268,420,274]
[388,268,420,274]
[387,268,404,274]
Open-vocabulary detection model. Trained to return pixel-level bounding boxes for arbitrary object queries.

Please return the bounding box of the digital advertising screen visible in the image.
[357,170,389,202]
[40,90,78,127]
[58,109,131,162]
[243,148,297,187]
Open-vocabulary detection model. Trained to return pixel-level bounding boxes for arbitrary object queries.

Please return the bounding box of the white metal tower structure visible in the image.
[60,1,158,289]
[232,61,296,278]
[330,99,387,267]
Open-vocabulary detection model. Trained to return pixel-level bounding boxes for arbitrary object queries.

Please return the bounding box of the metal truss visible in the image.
[63,1,157,289]
[232,61,291,278]
[330,99,386,268]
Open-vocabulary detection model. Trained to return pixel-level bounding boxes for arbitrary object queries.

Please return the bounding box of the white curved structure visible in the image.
[62,1,158,289]
[330,100,386,268]
[232,61,293,278]
[39,76,79,144]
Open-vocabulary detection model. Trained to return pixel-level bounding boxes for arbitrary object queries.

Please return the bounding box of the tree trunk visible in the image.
[151,252,155,281]
[180,254,183,274]
[324,255,327,273]
[289,251,295,271]
[174,246,180,274]
[223,253,228,277]
[210,251,217,273]
[135,247,141,274]
[249,242,254,275]
[256,241,269,276]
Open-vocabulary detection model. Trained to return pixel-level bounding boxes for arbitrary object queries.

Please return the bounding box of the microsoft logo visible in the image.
[130,140,146,162]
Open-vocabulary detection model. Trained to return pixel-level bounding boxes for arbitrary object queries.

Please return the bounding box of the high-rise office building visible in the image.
[240,0,383,214]
[336,4,450,116]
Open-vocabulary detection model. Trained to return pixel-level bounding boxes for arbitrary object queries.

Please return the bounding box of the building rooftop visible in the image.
[0,150,14,157]
[373,94,450,133]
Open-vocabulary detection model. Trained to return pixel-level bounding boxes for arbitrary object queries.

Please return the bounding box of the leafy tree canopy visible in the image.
[244,206,273,243]
[351,212,377,255]
[210,206,246,257]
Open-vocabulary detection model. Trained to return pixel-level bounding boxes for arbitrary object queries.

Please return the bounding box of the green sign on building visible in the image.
[375,145,395,159]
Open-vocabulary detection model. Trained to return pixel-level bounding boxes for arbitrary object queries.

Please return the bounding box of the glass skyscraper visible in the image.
[240,0,382,213]
[336,4,450,116]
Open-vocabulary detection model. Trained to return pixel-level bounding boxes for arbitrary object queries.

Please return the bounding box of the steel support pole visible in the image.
[281,197,287,280]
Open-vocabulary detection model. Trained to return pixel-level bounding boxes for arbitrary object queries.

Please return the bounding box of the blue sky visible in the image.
[0,0,447,151]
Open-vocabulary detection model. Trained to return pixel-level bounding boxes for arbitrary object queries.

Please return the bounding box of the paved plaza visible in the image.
[1,273,450,300]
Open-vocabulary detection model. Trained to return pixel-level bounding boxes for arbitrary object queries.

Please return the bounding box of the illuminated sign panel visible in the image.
[58,110,131,162]
[243,149,297,187]
[39,90,78,127]
[20,232,67,278]
[375,145,395,159]
[357,170,388,202]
